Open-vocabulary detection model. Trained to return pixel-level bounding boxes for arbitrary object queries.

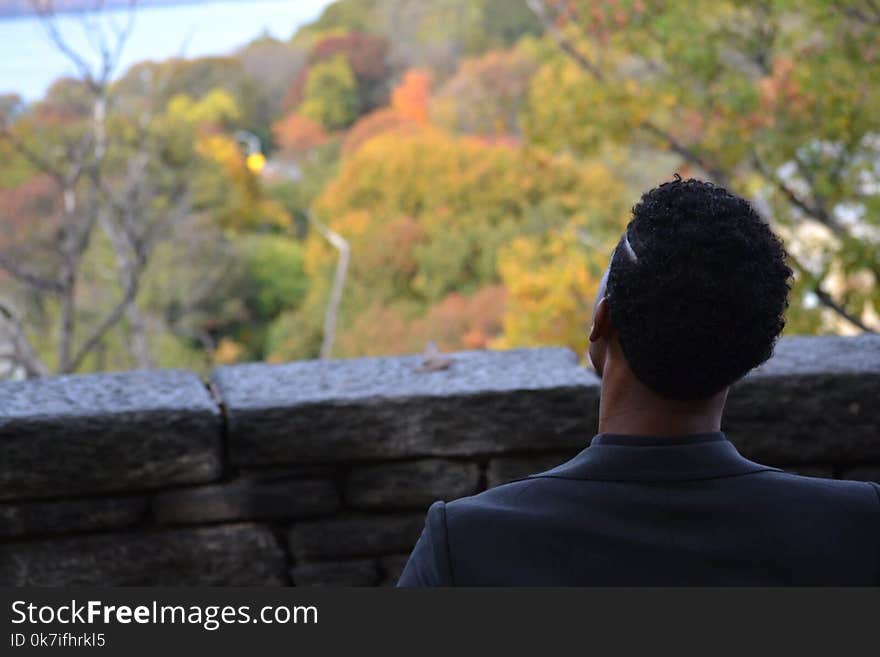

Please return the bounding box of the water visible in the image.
[0,0,334,100]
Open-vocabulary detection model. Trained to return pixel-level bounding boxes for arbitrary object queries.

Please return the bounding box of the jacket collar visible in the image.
[529,432,779,482]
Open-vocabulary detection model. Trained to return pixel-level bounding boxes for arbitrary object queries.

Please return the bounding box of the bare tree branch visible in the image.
[0,299,50,377]
[527,0,875,333]
[106,2,138,80]
[784,247,877,333]
[813,288,877,333]
[29,0,138,88]
[751,150,845,236]
[640,121,731,188]
[0,126,66,183]
[64,271,139,373]
[30,0,97,86]
[8,0,151,373]
[526,0,607,81]
[0,253,63,292]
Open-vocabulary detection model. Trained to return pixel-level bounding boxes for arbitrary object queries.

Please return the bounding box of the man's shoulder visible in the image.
[763,468,875,489]
[443,475,573,525]
[443,469,880,523]
[765,470,880,505]
[450,476,548,503]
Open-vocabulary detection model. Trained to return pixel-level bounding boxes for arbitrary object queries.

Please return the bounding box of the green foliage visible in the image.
[166,89,242,127]
[299,55,360,130]
[268,139,342,236]
[0,138,36,189]
[309,32,390,112]
[113,56,271,141]
[292,0,381,44]
[240,234,309,320]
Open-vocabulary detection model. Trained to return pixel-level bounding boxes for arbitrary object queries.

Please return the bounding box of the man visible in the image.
[398,176,880,586]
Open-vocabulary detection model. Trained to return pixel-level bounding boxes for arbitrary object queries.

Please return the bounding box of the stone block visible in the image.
[213,348,598,466]
[0,523,286,586]
[725,335,880,464]
[0,496,149,539]
[291,559,378,587]
[153,477,339,524]
[0,369,222,501]
[287,514,425,560]
[346,459,479,509]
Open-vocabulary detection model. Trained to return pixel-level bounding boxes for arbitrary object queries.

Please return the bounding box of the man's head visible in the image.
[589,176,792,401]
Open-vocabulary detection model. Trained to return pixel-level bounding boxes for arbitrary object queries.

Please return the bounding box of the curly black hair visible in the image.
[606,176,792,400]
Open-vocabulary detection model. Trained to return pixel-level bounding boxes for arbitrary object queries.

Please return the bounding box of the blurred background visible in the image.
[0,0,877,380]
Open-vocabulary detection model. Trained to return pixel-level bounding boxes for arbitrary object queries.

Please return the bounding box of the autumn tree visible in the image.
[299,54,361,131]
[0,1,164,375]
[341,107,413,156]
[432,46,538,137]
[341,68,432,156]
[269,126,627,360]
[271,113,328,160]
[495,159,628,351]
[390,69,433,123]
[526,0,880,333]
[114,55,273,145]
[0,3,293,376]
[310,32,390,111]
[334,284,508,357]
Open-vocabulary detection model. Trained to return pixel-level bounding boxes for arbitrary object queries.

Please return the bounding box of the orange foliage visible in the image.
[341,70,434,155]
[417,285,508,351]
[336,285,507,357]
[342,108,414,155]
[335,304,413,357]
[463,134,522,149]
[758,57,813,121]
[272,113,328,158]
[391,69,433,124]
[213,337,246,365]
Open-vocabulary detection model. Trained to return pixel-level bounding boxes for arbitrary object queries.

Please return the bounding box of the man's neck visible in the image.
[597,371,727,438]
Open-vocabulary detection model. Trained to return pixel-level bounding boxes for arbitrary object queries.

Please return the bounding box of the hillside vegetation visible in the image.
[0,0,877,377]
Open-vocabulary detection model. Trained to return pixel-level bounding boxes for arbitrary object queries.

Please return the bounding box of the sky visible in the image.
[0,0,335,99]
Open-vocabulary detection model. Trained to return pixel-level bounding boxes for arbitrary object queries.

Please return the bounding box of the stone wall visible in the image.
[0,335,878,586]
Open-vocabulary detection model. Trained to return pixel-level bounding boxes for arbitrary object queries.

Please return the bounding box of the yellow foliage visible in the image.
[166,89,241,127]
[196,134,291,232]
[213,337,245,364]
[196,134,242,171]
[494,224,608,354]
[289,125,628,359]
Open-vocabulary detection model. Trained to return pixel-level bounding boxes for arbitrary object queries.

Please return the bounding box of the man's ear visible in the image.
[589,296,612,343]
